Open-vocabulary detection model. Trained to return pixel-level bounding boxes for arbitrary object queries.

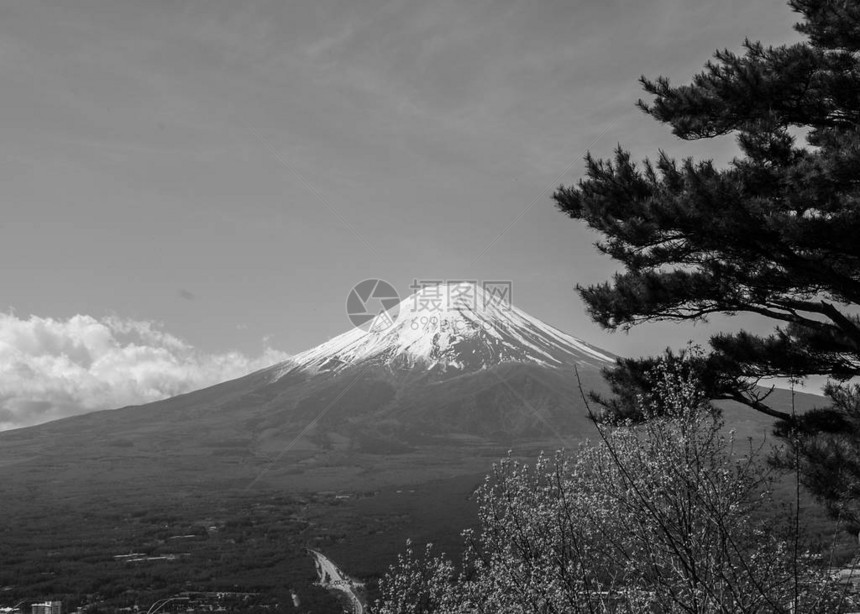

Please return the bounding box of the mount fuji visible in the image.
[0,283,617,495]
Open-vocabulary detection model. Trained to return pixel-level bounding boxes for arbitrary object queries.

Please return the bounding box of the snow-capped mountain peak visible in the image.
[282,283,614,376]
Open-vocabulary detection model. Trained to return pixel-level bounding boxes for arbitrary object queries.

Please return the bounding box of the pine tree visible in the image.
[553,0,860,524]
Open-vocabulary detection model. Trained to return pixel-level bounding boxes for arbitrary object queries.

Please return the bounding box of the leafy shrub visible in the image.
[377,358,854,613]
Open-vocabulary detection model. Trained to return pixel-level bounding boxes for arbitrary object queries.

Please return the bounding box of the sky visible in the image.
[0,0,807,429]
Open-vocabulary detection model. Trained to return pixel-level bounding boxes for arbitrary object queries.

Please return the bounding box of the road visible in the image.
[308,548,365,614]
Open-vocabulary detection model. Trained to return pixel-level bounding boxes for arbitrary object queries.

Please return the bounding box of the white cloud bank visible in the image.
[0,313,291,431]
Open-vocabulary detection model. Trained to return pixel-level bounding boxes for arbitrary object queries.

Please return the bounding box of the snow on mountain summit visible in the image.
[283,283,614,376]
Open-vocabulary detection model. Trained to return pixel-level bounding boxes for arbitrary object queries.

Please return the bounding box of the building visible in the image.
[31,602,61,614]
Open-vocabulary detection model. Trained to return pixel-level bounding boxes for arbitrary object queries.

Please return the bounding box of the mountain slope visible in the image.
[0,282,810,496]
[0,283,621,495]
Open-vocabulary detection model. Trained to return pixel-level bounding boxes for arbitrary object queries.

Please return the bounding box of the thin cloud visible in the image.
[0,312,291,431]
